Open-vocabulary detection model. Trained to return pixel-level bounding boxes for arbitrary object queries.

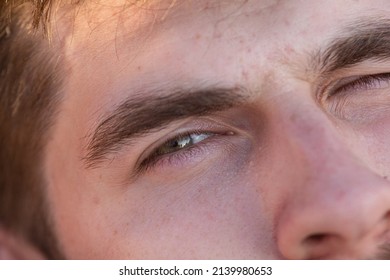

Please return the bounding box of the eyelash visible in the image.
[137,130,223,172]
[329,72,390,97]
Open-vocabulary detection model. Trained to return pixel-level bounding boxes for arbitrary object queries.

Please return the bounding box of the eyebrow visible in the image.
[83,86,247,168]
[84,18,390,168]
[316,18,390,73]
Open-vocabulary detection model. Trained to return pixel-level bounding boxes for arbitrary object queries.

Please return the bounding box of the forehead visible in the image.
[58,0,390,77]
[53,0,390,145]
[60,0,388,49]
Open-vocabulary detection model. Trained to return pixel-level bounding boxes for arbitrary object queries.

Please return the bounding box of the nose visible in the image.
[275,111,390,259]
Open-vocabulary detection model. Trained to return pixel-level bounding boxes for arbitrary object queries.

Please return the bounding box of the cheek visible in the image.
[112,169,269,258]
[359,120,390,176]
[47,124,281,259]
[57,158,276,259]
[46,171,111,259]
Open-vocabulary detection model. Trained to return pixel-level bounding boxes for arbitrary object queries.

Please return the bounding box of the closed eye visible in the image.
[328,72,390,97]
[323,72,390,122]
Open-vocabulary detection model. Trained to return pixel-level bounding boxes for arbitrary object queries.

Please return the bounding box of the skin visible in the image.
[41,0,390,259]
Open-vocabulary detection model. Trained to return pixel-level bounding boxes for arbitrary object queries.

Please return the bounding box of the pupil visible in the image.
[174,136,191,148]
[166,136,192,150]
[155,136,193,156]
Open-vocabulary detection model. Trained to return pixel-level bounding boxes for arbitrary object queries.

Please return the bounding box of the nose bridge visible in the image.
[280,100,390,214]
[285,105,346,169]
[282,102,367,184]
[273,99,390,259]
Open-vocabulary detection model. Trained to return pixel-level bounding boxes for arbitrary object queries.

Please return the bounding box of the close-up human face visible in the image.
[44,0,390,259]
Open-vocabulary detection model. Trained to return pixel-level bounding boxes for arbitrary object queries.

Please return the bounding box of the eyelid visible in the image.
[324,72,390,99]
[135,130,225,173]
[319,71,390,123]
[134,119,239,170]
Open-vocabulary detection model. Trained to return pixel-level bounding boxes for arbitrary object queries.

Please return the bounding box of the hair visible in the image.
[0,0,173,259]
[0,0,68,258]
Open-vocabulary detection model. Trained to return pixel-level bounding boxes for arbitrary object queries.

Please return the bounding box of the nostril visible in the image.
[301,233,343,259]
[303,233,328,246]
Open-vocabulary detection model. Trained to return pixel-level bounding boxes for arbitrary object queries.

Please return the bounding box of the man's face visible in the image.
[45,0,390,259]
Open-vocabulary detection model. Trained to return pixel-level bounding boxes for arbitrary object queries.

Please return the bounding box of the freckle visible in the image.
[93,196,100,205]
[206,212,215,222]
[241,70,249,80]
[203,3,211,10]
[113,230,118,236]
[194,33,202,40]
[214,32,222,39]
[300,30,308,36]
[384,176,388,180]
[284,45,294,54]
[137,66,142,71]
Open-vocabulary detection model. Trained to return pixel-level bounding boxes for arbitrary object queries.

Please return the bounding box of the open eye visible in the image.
[137,131,217,171]
[152,132,213,156]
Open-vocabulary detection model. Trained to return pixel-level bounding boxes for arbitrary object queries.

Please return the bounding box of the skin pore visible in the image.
[43,0,390,259]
